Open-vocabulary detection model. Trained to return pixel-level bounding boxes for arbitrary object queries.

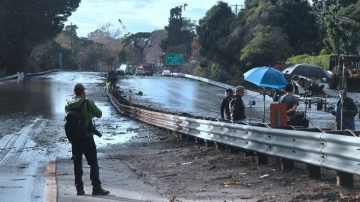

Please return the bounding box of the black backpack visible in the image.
[64,100,86,142]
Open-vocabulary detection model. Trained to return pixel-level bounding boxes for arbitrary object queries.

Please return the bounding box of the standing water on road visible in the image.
[0,71,141,202]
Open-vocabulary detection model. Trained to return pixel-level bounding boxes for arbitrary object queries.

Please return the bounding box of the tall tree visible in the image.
[196,2,235,66]
[0,0,80,75]
[161,4,195,57]
[313,0,360,54]
[122,32,151,64]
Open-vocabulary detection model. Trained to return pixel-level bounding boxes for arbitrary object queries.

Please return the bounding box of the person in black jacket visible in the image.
[229,86,246,121]
[332,90,358,130]
[220,88,234,120]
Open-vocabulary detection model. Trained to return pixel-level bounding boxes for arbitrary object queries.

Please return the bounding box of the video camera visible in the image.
[89,121,102,137]
[248,100,256,106]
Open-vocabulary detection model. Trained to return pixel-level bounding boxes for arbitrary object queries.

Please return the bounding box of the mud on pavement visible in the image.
[82,123,360,202]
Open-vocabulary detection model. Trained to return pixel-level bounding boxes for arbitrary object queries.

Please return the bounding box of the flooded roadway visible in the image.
[118,75,343,129]
[0,71,358,201]
[0,71,141,202]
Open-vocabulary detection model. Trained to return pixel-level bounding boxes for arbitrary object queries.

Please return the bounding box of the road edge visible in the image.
[45,161,57,202]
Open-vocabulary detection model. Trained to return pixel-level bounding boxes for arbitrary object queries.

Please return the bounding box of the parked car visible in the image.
[161,70,171,76]
[135,67,146,76]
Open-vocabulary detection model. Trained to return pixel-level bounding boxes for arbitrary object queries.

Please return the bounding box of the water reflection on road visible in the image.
[118,75,350,129]
[119,76,225,118]
[0,71,141,202]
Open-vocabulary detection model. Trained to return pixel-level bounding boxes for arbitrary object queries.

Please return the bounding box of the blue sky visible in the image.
[66,0,244,37]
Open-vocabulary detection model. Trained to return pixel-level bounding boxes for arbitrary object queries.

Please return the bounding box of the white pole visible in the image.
[340,61,345,130]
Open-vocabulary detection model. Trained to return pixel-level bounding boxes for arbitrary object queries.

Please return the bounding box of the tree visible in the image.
[122,32,151,64]
[313,0,360,54]
[240,26,291,69]
[196,2,235,67]
[0,0,80,75]
[161,4,195,57]
[275,0,321,55]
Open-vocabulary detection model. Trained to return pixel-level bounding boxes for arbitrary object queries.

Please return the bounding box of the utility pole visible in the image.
[231,4,242,15]
[70,23,74,63]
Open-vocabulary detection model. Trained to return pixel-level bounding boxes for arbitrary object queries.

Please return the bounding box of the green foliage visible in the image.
[26,41,67,72]
[286,54,330,70]
[192,66,208,77]
[314,0,360,54]
[240,26,291,69]
[196,1,236,67]
[196,0,321,84]
[0,0,80,74]
[161,5,195,57]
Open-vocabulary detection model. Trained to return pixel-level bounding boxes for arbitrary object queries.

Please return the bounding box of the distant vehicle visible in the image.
[140,64,154,76]
[161,70,171,76]
[116,64,134,75]
[135,67,146,76]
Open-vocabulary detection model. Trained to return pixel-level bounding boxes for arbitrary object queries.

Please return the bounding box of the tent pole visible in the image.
[263,89,266,123]
[340,61,345,130]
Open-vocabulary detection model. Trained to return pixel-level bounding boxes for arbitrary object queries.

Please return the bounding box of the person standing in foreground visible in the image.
[279,84,299,125]
[220,88,234,120]
[229,86,246,122]
[65,83,110,196]
[332,90,358,130]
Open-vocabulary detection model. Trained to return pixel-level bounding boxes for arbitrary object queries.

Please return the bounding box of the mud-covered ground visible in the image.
[103,75,360,201]
[100,123,360,202]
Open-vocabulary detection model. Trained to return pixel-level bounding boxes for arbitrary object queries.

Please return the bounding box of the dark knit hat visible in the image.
[74,83,85,95]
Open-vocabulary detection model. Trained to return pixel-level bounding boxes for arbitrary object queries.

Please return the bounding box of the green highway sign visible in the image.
[166,53,184,65]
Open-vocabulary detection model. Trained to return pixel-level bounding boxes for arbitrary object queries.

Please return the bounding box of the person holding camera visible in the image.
[331,90,358,130]
[65,83,110,196]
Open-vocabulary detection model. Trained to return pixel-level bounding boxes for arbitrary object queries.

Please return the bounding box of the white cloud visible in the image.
[66,0,244,37]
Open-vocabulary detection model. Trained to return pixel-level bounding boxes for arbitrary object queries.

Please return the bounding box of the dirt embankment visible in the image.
[101,125,360,202]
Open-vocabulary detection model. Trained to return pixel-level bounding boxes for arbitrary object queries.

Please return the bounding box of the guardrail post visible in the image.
[276,158,294,171]
[195,138,205,145]
[257,153,268,165]
[229,146,241,154]
[306,164,321,179]
[205,140,214,147]
[187,135,195,141]
[215,142,227,150]
[336,171,353,188]
[242,150,255,157]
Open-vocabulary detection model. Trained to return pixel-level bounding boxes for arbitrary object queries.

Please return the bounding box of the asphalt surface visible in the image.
[1,72,360,202]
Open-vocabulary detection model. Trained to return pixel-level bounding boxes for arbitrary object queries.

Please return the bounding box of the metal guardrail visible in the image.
[0,73,18,81]
[0,70,59,81]
[108,91,360,176]
[171,73,267,97]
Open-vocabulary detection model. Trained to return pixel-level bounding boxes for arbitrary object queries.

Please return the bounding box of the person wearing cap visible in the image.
[220,88,234,120]
[332,90,358,130]
[65,83,110,196]
[229,86,246,122]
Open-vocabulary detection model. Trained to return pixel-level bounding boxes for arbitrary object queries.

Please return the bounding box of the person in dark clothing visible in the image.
[279,84,299,122]
[332,90,358,130]
[220,88,234,120]
[229,86,246,121]
[65,83,110,196]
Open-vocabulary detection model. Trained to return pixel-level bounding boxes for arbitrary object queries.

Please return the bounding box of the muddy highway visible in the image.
[1,71,359,202]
